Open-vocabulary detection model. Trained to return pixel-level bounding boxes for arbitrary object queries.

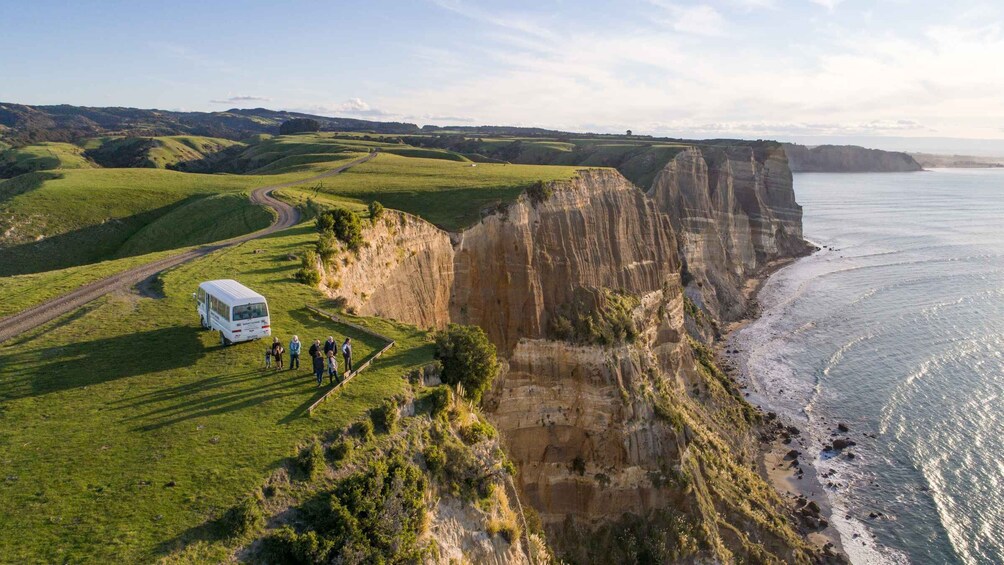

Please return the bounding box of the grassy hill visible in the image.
[0,168,276,275]
[0,141,95,177]
[80,135,242,169]
[280,152,582,230]
[0,221,435,563]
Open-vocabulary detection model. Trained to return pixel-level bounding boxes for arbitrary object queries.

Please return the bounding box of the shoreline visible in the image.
[714,250,846,560]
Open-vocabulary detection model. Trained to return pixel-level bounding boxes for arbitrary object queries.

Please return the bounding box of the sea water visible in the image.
[735,169,1004,564]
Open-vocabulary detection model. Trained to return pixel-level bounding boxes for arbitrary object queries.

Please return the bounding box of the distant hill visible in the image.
[0,102,421,145]
[910,153,1004,169]
[783,143,922,172]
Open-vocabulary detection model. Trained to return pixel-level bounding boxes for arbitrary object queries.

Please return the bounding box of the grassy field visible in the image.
[280,153,582,230]
[0,141,95,176]
[0,221,435,563]
[0,154,383,276]
[0,247,192,318]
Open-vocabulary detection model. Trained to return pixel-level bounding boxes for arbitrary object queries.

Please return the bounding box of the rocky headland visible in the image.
[323,142,845,562]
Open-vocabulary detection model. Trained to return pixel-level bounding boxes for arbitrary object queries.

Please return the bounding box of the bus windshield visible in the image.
[232,302,268,321]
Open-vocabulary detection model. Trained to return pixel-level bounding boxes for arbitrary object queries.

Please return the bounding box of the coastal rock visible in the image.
[837,423,849,432]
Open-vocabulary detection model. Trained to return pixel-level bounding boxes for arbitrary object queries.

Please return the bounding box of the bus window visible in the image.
[232,303,268,320]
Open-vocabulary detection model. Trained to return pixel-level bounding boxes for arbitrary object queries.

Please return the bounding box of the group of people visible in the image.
[265,335,353,386]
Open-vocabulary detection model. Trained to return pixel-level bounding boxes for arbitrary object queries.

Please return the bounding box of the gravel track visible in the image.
[0,152,377,344]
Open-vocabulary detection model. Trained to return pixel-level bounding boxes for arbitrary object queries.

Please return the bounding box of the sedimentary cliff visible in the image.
[324,148,824,562]
[783,143,923,172]
[650,145,810,322]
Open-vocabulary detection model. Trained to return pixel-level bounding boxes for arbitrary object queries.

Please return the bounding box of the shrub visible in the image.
[428,386,452,419]
[295,249,321,285]
[371,400,399,434]
[434,324,500,404]
[526,180,554,205]
[316,207,363,251]
[259,526,329,564]
[328,438,353,465]
[295,456,427,563]
[368,200,384,222]
[223,492,265,539]
[299,439,326,482]
[351,419,374,443]
[571,455,586,476]
[459,420,497,444]
[423,444,446,475]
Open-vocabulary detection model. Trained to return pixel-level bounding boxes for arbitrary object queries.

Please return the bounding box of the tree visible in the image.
[279,118,321,135]
[434,324,500,404]
[626,129,633,136]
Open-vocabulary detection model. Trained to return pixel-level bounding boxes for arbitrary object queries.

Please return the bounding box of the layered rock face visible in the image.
[327,152,816,562]
[649,145,809,320]
[323,211,453,328]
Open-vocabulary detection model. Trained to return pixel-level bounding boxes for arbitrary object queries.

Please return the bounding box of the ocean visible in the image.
[734,169,1004,564]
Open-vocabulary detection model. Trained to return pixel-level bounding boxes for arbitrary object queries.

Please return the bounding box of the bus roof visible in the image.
[198,279,267,306]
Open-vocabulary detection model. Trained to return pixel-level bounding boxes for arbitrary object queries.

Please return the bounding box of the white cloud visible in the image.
[648,2,729,36]
[810,0,844,12]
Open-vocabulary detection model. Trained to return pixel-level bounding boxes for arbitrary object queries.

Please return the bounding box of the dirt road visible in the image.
[0,152,378,344]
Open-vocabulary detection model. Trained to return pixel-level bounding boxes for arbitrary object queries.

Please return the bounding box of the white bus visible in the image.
[195,279,271,346]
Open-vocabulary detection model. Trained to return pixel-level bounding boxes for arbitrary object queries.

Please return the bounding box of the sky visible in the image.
[3,0,1004,153]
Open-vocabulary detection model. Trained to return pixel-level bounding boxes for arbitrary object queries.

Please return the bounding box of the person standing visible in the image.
[308,339,321,360]
[324,335,336,357]
[264,345,272,370]
[288,335,301,370]
[342,337,353,374]
[312,350,325,386]
[326,349,338,385]
[272,338,285,370]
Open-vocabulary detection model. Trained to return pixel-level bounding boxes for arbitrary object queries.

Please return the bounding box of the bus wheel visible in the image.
[220,331,232,347]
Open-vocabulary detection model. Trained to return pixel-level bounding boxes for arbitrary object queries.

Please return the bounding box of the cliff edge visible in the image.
[322,148,835,562]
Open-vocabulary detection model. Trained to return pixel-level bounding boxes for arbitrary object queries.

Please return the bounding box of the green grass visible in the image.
[0,248,191,318]
[0,142,95,176]
[115,193,273,257]
[80,135,242,169]
[0,161,358,276]
[0,222,435,563]
[280,153,583,231]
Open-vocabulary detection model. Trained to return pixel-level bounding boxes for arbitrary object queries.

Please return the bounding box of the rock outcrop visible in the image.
[783,143,923,172]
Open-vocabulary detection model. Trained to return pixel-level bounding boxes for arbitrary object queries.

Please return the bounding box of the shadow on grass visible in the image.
[118,368,324,432]
[0,325,206,402]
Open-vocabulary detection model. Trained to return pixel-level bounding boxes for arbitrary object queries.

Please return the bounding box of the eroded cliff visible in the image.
[323,151,823,562]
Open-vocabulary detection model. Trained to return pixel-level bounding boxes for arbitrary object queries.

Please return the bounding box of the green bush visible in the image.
[285,456,427,563]
[295,249,321,285]
[459,420,497,444]
[423,444,446,475]
[316,207,363,251]
[328,438,353,465]
[371,400,399,434]
[526,180,554,205]
[223,492,265,539]
[428,386,452,419]
[351,419,374,443]
[299,439,326,482]
[368,200,384,222]
[259,526,330,564]
[434,324,500,404]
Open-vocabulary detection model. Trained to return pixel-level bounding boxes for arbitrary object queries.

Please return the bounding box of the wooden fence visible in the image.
[304,305,395,414]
